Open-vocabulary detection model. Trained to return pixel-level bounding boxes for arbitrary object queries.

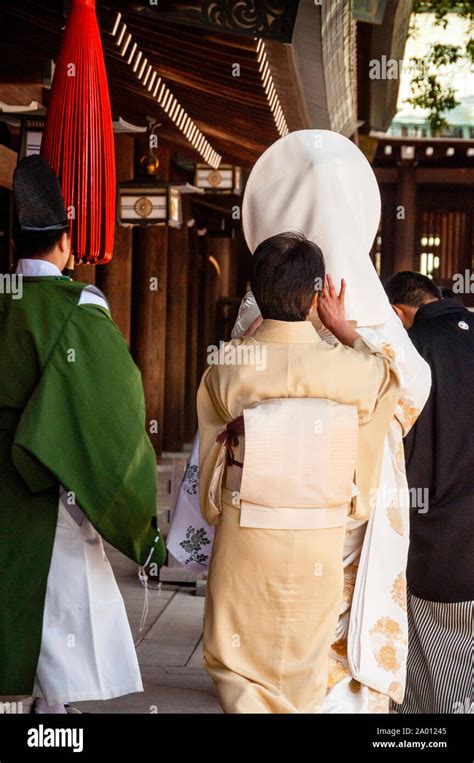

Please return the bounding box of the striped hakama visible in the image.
[395,592,473,714]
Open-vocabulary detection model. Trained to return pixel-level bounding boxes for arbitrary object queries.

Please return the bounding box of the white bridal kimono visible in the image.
[321,314,430,711]
[16,259,143,706]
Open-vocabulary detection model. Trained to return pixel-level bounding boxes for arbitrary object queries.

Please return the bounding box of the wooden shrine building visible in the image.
[0,0,472,464]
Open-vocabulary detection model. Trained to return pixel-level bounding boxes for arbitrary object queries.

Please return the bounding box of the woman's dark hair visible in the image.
[384,271,442,307]
[250,232,325,321]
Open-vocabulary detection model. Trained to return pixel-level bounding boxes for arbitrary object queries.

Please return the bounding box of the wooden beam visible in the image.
[416,167,474,185]
[131,146,170,459]
[394,166,417,271]
[264,39,309,132]
[369,0,412,132]
[96,133,134,343]
[0,84,44,105]
[375,167,474,185]
[374,167,398,183]
[206,237,235,298]
[356,20,373,133]
[199,238,219,380]
[74,263,96,285]
[184,225,199,443]
[163,198,189,452]
[380,184,396,280]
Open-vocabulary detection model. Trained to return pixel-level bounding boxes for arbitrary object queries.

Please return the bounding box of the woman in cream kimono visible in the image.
[170,130,430,711]
[242,130,431,712]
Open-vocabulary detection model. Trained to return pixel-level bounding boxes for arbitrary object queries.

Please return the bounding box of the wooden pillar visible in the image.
[163,198,189,452]
[131,147,170,459]
[206,237,234,297]
[200,238,220,359]
[380,184,396,280]
[395,165,417,271]
[184,225,199,443]
[96,133,134,343]
[74,262,96,284]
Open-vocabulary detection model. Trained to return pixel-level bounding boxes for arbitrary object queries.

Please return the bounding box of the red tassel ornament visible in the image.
[41,0,115,264]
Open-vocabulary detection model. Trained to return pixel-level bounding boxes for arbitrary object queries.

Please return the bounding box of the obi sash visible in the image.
[211,398,359,530]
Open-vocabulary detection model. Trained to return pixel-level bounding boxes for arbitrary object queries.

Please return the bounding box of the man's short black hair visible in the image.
[250,232,325,322]
[13,229,67,259]
[384,271,442,308]
[442,287,465,305]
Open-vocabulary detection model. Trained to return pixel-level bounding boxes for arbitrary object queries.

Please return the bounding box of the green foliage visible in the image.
[406,72,459,133]
[467,36,474,62]
[412,1,474,28]
[408,2,473,134]
[429,42,463,65]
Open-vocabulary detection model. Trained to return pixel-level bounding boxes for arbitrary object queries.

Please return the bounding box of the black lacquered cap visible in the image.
[13,155,69,232]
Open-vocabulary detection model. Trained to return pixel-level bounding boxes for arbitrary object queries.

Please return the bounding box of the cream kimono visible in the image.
[198,319,400,714]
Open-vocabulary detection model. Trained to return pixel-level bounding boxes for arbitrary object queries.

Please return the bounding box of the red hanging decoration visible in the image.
[41,0,115,265]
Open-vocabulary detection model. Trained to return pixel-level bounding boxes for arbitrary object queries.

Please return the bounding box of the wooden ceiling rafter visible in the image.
[110,10,222,168]
[104,11,278,133]
[0,0,287,166]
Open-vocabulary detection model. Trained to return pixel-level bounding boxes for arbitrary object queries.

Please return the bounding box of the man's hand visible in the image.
[317,275,359,347]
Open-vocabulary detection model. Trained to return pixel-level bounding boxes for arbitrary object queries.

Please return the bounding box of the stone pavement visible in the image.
[75,545,222,715]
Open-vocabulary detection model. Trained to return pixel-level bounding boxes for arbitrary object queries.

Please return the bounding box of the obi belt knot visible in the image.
[216,415,244,467]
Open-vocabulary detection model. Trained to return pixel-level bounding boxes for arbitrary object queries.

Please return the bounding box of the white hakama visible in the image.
[34,495,143,705]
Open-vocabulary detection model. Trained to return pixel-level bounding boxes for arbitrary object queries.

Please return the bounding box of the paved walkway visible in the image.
[75,546,222,714]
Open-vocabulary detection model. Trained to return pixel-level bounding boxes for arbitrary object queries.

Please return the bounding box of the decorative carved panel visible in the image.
[200,1,299,42]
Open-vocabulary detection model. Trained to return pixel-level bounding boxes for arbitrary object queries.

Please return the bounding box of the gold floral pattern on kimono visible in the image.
[369,617,407,674]
[395,440,405,472]
[327,657,351,690]
[388,681,404,704]
[391,572,407,611]
[327,639,351,690]
[342,561,359,605]
[396,399,420,436]
[387,501,404,536]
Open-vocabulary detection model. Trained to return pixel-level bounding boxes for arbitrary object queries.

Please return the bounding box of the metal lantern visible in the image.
[194,164,242,195]
[117,180,182,227]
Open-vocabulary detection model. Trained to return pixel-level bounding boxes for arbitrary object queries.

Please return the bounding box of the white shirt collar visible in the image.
[15,259,63,277]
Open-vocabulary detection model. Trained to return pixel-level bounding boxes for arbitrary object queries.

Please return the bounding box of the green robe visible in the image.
[0,276,165,695]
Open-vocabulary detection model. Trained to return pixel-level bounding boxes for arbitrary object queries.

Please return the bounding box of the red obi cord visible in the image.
[216,415,244,467]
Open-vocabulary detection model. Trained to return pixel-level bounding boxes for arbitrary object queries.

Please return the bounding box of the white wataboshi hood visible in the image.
[242,129,392,327]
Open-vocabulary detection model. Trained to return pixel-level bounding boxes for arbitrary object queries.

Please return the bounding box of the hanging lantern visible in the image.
[194,164,242,195]
[117,119,188,228]
[41,0,116,265]
[117,180,182,227]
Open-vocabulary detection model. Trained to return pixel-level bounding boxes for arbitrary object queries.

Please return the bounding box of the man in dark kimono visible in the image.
[385,271,474,714]
[0,156,165,713]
